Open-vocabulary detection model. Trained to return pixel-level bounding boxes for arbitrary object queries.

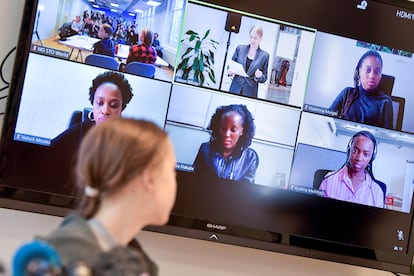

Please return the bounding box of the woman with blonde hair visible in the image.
[127,27,158,65]
[228,25,269,98]
[38,118,177,275]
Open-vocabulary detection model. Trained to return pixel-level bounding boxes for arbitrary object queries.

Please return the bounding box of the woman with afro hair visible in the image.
[193,104,259,183]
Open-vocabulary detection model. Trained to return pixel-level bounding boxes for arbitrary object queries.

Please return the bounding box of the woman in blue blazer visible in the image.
[228,26,269,98]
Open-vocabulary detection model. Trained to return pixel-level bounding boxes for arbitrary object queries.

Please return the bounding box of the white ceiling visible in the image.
[87,0,162,14]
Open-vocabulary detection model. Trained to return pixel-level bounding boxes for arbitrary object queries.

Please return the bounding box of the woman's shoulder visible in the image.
[35,214,101,266]
[242,147,259,159]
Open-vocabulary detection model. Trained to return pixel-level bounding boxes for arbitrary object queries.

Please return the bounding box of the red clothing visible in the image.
[127,44,157,64]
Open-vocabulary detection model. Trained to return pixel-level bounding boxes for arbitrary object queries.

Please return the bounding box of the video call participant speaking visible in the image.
[329,50,393,129]
[193,104,259,183]
[52,71,133,146]
[319,131,385,208]
[50,71,133,195]
[227,26,269,98]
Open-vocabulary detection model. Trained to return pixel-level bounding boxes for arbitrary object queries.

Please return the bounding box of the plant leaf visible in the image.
[186,30,197,35]
[202,29,210,40]
[189,34,197,42]
[181,47,193,58]
[194,40,201,52]
[177,57,189,71]
[199,72,205,86]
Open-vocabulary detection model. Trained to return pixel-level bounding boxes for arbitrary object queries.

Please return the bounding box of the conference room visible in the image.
[30,0,185,81]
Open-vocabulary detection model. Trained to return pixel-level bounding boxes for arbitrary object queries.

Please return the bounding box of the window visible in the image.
[168,0,185,46]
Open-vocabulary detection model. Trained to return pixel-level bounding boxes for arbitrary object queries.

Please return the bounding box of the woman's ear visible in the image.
[141,167,155,192]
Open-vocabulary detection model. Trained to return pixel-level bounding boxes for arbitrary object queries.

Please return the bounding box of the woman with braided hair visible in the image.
[319,131,385,208]
[329,50,393,129]
[193,104,259,184]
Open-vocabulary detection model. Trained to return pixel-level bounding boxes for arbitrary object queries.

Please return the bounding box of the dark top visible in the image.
[193,141,259,184]
[229,44,269,98]
[37,214,158,275]
[329,85,393,129]
[93,38,115,57]
[48,121,94,195]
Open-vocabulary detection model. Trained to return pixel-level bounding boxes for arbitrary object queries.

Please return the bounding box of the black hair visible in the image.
[208,104,255,148]
[341,50,383,117]
[89,71,133,110]
[353,50,383,88]
[346,130,377,179]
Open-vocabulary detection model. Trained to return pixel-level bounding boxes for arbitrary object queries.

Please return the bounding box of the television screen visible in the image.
[2,0,414,273]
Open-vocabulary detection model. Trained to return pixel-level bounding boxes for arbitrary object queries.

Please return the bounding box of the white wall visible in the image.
[0,1,403,275]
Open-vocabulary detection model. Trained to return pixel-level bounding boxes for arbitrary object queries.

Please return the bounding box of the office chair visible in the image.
[391,95,405,131]
[85,54,119,70]
[68,107,93,128]
[378,74,395,96]
[125,61,156,78]
[313,169,331,190]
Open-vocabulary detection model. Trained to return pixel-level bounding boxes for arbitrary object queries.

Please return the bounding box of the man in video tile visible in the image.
[329,50,393,129]
[193,104,259,183]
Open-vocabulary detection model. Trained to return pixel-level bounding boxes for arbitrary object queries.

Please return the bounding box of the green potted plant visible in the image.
[176,29,219,87]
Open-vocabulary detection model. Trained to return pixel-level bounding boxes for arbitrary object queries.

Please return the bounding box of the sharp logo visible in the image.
[206,223,227,231]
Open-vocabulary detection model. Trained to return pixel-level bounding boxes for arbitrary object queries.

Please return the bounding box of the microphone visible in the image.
[13,240,62,276]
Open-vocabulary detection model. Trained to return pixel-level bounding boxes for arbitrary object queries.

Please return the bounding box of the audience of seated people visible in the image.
[67,10,164,70]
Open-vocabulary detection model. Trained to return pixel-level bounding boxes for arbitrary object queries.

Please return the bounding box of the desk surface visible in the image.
[58,35,98,51]
[59,35,169,67]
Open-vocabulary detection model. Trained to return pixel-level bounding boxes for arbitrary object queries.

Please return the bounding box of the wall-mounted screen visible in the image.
[2,0,414,274]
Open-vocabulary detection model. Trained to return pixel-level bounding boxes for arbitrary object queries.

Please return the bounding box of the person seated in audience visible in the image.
[152,32,163,58]
[126,28,157,65]
[71,15,83,34]
[82,17,93,36]
[193,104,259,183]
[90,19,100,38]
[92,23,115,57]
[36,117,177,276]
[115,24,127,44]
[127,25,139,46]
[319,130,385,208]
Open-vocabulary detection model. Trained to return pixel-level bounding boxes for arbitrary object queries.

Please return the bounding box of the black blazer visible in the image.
[228,44,269,98]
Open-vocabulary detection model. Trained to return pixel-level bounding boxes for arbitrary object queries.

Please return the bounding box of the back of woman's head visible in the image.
[140,28,153,46]
[101,23,113,36]
[75,118,168,218]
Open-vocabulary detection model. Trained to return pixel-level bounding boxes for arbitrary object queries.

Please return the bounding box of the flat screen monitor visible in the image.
[2,0,414,273]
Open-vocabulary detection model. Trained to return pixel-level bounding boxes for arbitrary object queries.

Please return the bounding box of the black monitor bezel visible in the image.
[1,0,414,274]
